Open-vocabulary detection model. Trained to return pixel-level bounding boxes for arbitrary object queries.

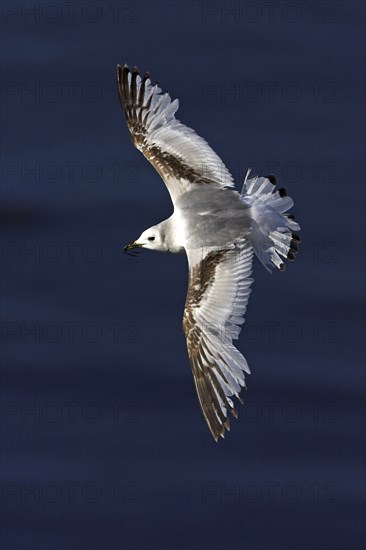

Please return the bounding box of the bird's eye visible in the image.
[148,236,155,242]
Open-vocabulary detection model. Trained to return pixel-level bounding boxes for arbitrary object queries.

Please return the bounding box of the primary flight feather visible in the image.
[117,64,300,441]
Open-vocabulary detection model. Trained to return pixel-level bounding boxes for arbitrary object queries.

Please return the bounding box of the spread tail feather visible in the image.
[241,170,301,271]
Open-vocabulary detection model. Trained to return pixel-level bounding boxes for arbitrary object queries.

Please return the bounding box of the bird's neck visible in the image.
[160,213,185,254]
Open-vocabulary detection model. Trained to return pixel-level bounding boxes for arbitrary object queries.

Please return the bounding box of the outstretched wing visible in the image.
[183,240,254,441]
[117,64,234,204]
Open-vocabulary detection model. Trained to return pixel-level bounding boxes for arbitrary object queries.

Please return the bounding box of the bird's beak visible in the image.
[123,241,142,254]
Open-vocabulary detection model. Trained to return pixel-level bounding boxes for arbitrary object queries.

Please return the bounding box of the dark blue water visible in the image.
[1,1,365,549]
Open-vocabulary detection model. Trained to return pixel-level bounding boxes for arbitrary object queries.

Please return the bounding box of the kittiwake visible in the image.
[117,64,301,441]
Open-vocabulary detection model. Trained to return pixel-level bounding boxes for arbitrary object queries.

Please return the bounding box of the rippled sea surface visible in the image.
[1,2,365,549]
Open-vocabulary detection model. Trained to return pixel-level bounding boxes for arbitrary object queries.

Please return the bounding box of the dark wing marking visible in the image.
[117,64,234,203]
[183,241,254,441]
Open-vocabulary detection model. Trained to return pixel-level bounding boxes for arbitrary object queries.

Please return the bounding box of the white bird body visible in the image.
[118,64,300,441]
[145,187,250,254]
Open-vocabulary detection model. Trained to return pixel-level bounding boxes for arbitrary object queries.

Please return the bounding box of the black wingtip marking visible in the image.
[266,174,277,185]
[287,251,296,261]
[292,233,301,243]
[279,263,286,271]
[288,214,295,220]
[117,65,127,110]
[116,65,122,85]
[279,188,287,197]
[290,239,299,253]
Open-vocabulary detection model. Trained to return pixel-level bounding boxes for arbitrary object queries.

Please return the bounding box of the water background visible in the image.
[1,1,365,549]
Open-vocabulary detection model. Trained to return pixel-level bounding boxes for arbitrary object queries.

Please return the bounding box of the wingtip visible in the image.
[210,420,230,442]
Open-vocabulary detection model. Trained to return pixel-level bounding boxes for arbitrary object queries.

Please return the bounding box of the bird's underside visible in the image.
[117,63,301,441]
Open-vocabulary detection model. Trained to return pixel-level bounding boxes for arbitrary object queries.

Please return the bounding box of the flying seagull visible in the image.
[117,64,300,441]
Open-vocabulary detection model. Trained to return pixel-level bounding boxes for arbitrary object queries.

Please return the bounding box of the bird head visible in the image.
[124,225,168,254]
